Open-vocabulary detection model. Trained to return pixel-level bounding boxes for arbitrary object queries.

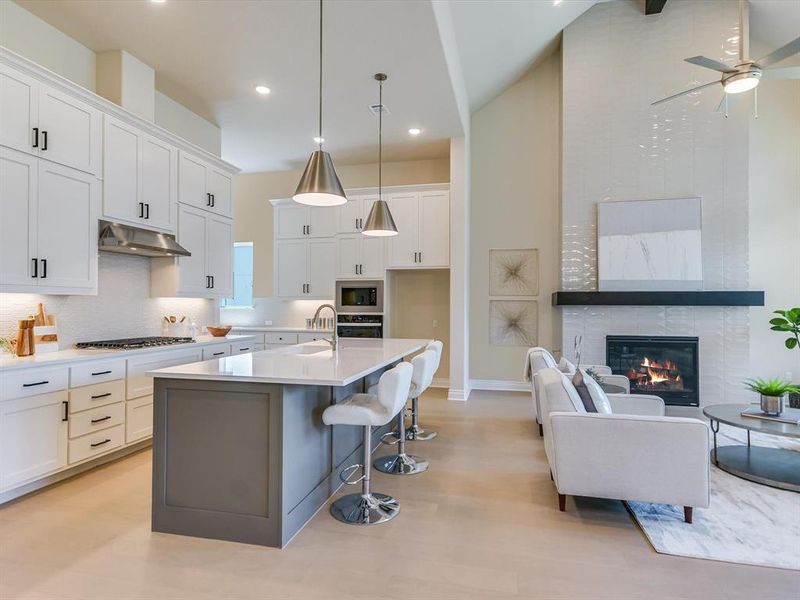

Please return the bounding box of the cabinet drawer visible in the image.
[202,344,230,360]
[232,332,266,345]
[70,359,125,388]
[126,347,203,399]
[69,401,125,439]
[69,379,125,413]
[126,396,153,443]
[1,367,68,401]
[297,332,330,343]
[230,341,255,354]
[265,332,298,345]
[68,424,124,464]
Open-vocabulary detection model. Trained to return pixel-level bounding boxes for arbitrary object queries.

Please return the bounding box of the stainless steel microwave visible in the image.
[335,279,383,314]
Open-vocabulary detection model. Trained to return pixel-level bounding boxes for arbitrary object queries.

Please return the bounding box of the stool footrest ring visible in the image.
[380,431,401,446]
[339,463,365,485]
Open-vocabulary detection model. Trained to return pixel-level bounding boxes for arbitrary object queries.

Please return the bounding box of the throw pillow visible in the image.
[558,357,576,374]
[571,370,612,414]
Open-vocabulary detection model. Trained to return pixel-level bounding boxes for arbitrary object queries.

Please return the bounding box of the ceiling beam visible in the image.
[645,0,668,15]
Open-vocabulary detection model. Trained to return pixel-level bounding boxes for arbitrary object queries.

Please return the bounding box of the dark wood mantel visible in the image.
[552,291,765,307]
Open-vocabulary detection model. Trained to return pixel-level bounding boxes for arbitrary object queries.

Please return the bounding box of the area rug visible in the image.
[627,429,800,571]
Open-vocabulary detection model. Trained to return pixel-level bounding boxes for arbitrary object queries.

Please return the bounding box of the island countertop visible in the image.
[149,337,429,386]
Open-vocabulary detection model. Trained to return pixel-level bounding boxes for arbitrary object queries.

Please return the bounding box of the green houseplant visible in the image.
[743,378,800,416]
[770,307,800,350]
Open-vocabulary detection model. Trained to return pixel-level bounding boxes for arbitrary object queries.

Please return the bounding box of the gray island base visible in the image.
[149,338,429,548]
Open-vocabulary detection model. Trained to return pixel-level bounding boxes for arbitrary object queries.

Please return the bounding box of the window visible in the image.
[221,242,254,308]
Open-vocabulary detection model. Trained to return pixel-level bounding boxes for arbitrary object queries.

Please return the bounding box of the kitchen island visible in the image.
[149,337,428,548]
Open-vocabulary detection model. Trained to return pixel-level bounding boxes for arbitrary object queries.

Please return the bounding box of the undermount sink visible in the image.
[278,344,331,356]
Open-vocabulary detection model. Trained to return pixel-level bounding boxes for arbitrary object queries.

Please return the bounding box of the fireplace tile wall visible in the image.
[561,0,751,407]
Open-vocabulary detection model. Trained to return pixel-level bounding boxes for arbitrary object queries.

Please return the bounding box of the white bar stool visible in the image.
[322,362,413,525]
[374,349,436,475]
[406,340,442,441]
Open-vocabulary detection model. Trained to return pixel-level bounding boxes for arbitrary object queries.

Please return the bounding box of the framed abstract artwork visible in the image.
[489,248,539,296]
[489,300,538,347]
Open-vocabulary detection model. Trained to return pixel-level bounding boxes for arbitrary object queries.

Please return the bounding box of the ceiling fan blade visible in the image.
[755,36,800,68]
[761,66,800,80]
[651,80,720,106]
[684,56,737,73]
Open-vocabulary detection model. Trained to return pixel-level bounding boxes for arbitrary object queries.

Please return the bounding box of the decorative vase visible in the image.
[760,393,785,416]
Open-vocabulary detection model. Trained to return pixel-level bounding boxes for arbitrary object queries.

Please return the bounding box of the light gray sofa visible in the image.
[526,347,630,436]
[536,367,710,523]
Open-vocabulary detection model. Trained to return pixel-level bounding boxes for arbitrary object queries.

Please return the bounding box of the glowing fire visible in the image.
[627,356,684,390]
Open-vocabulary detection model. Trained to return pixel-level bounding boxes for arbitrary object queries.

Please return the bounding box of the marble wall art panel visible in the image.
[489,248,539,296]
[489,300,538,347]
[597,197,703,291]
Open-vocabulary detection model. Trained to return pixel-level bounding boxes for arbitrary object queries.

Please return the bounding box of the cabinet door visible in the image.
[275,203,307,239]
[38,83,100,175]
[36,161,98,291]
[206,167,232,217]
[307,238,336,298]
[178,152,208,211]
[0,147,37,288]
[385,193,419,267]
[337,196,361,234]
[175,205,208,295]
[308,206,337,238]
[276,239,307,297]
[126,396,153,443]
[207,215,233,298]
[359,235,385,278]
[0,64,39,155]
[419,191,450,267]
[0,391,68,491]
[141,135,177,231]
[336,234,360,279]
[102,116,139,224]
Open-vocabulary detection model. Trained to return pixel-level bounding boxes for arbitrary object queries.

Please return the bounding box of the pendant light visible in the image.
[293,0,346,207]
[362,73,398,237]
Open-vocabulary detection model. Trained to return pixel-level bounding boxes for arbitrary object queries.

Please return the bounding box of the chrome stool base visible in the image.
[330,492,399,525]
[374,452,429,475]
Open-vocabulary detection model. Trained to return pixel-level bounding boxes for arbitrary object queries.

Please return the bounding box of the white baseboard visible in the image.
[431,377,449,389]
[447,387,469,402]
[470,379,530,393]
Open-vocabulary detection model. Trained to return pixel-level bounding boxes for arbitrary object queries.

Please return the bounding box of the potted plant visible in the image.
[743,378,800,416]
[770,307,800,350]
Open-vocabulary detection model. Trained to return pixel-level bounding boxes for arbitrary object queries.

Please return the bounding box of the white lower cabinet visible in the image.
[0,391,68,491]
[68,401,125,439]
[202,343,230,360]
[126,396,153,443]
[68,424,125,465]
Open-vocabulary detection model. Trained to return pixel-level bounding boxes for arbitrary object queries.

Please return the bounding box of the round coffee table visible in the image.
[703,403,800,492]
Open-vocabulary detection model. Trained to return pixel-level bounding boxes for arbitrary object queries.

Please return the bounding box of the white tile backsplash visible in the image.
[561,0,751,405]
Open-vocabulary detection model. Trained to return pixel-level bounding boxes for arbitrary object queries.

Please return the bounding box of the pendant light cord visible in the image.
[378,77,382,199]
[318,0,323,149]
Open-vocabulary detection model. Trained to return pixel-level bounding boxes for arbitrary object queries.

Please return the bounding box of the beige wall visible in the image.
[154,91,221,155]
[233,158,450,297]
[388,269,450,380]
[748,76,800,381]
[468,50,561,381]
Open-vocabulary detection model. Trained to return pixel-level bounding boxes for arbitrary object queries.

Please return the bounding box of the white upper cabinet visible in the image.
[274,202,337,239]
[386,190,449,268]
[307,238,336,298]
[336,234,385,279]
[337,194,379,234]
[0,64,38,155]
[275,238,335,298]
[0,147,98,294]
[103,116,177,232]
[178,151,232,218]
[150,204,232,299]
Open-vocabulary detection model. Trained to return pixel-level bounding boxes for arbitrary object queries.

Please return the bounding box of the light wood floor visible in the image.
[1,389,797,599]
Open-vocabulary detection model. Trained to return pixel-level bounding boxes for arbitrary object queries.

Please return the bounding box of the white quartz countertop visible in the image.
[0,335,256,371]
[231,326,334,333]
[149,338,429,386]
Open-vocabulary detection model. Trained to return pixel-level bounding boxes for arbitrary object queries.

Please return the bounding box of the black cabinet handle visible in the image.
[419,252,422,263]
[210,275,214,289]
[212,351,224,356]
[91,392,112,400]
[205,275,210,288]
[32,127,39,148]
[41,259,47,278]
[138,202,144,218]
[206,193,211,207]
[306,283,310,294]
[355,218,359,230]
[90,439,111,448]
[239,348,250,352]
[211,194,215,207]
[31,258,38,278]
[62,401,69,421]
[91,415,111,424]
[145,203,150,219]
[23,380,49,388]
[91,370,112,376]
[41,130,48,151]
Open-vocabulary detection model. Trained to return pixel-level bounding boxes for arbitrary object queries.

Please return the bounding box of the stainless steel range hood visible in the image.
[98,221,191,257]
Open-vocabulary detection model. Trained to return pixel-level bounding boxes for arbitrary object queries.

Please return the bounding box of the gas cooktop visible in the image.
[75,336,194,350]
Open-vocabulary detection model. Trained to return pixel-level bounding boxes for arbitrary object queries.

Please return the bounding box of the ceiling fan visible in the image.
[651,0,800,112]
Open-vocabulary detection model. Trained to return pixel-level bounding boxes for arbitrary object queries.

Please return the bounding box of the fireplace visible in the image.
[606,336,699,407]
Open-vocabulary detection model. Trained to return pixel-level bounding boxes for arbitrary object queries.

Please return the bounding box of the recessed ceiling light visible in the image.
[313,136,325,144]
[408,128,422,136]
[255,85,271,95]
[151,0,166,4]
[553,0,563,5]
